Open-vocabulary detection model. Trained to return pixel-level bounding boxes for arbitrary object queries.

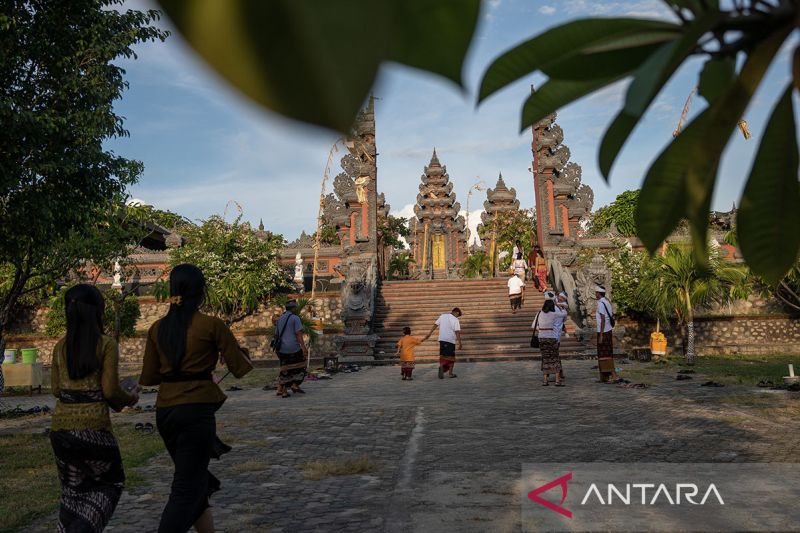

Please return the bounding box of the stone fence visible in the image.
[619,314,800,356]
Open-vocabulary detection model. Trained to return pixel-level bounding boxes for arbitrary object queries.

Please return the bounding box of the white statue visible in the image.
[294,252,304,285]
[112,259,122,289]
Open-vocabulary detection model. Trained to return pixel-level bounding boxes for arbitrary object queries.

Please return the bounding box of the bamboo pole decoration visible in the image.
[311,139,342,301]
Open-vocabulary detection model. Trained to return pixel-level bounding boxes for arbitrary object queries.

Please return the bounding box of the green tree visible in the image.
[45,286,140,339]
[378,215,410,251]
[387,251,415,280]
[588,190,640,237]
[461,251,491,279]
[478,209,536,272]
[157,1,799,283]
[0,1,167,350]
[168,215,289,326]
[635,245,749,365]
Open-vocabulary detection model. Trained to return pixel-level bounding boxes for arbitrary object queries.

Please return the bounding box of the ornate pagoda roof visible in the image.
[413,149,463,226]
[480,173,520,227]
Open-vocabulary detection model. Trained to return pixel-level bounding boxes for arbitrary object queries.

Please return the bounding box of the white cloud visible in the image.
[538,5,557,15]
[563,0,674,19]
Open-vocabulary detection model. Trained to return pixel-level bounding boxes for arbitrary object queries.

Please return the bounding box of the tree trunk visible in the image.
[113,296,122,343]
[685,320,695,366]
[684,288,695,365]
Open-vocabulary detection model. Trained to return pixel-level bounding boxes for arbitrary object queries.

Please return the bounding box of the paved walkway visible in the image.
[16,360,800,532]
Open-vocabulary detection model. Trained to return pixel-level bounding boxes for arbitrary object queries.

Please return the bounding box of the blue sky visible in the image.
[111,0,797,243]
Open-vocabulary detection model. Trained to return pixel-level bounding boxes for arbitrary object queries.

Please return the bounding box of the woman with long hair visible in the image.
[140,264,253,533]
[532,298,563,386]
[50,283,139,531]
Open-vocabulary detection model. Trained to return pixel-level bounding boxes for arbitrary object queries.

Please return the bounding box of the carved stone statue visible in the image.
[354,175,370,204]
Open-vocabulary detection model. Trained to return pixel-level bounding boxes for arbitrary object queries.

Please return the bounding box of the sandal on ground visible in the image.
[542,381,549,386]
[555,382,564,387]
[281,392,291,398]
[448,374,457,378]
[701,381,725,387]
[676,374,693,381]
[226,385,243,391]
[292,388,306,394]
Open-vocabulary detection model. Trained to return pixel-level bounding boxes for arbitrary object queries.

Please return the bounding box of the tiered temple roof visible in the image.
[478,173,519,240]
[412,149,465,228]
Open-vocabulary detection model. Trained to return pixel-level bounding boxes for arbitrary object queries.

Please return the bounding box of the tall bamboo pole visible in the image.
[311,139,342,300]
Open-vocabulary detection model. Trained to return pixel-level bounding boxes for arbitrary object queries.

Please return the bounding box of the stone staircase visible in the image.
[373,279,589,363]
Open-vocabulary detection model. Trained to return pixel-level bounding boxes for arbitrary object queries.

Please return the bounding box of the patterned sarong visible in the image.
[597,331,614,358]
[540,338,562,374]
[278,349,307,386]
[50,429,124,533]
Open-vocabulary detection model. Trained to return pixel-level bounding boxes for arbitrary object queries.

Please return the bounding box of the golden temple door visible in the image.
[432,234,446,270]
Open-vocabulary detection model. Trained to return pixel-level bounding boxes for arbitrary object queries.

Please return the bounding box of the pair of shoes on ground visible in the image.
[134,422,154,434]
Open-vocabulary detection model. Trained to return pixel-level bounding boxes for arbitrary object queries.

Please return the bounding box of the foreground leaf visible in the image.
[157,0,479,132]
[599,13,718,179]
[737,84,800,284]
[520,76,623,131]
[636,27,791,260]
[478,18,680,102]
[698,57,735,104]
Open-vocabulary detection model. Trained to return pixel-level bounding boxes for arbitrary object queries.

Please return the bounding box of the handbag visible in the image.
[270,312,290,353]
[530,312,540,348]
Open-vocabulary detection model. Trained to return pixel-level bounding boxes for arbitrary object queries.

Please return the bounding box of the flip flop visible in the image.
[701,381,725,387]
[226,385,243,391]
[676,374,693,381]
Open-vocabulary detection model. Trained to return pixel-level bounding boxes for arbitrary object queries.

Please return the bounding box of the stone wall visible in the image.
[4,292,344,366]
[619,314,800,356]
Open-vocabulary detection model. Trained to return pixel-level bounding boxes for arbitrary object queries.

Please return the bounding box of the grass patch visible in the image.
[299,455,378,481]
[0,425,164,532]
[624,355,798,387]
[231,459,271,473]
[687,354,798,386]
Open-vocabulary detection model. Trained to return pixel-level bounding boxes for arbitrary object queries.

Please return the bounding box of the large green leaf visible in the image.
[636,27,791,261]
[698,57,735,104]
[598,13,719,179]
[737,85,800,284]
[542,38,676,81]
[478,18,680,103]
[156,0,480,132]
[520,76,624,132]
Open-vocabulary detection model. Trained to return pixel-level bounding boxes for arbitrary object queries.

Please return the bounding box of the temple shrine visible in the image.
[406,150,467,279]
[477,173,520,254]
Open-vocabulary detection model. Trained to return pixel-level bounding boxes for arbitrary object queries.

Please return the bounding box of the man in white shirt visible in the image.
[595,285,618,381]
[426,308,462,379]
[507,273,525,314]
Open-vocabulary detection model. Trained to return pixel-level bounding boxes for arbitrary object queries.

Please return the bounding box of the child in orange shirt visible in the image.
[397,327,429,380]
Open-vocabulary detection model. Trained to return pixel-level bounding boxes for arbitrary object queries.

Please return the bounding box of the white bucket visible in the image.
[3,349,17,364]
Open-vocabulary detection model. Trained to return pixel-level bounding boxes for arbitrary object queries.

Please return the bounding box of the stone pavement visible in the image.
[16,360,800,532]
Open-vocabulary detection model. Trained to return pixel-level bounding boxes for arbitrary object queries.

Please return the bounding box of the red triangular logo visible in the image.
[527,472,572,518]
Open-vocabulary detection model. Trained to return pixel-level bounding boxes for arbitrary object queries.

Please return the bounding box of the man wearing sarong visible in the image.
[426,308,462,379]
[507,272,525,314]
[275,299,308,397]
[595,286,619,381]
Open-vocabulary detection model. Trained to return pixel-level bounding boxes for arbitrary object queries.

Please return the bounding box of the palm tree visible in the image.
[462,251,491,279]
[387,252,415,280]
[635,245,749,365]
